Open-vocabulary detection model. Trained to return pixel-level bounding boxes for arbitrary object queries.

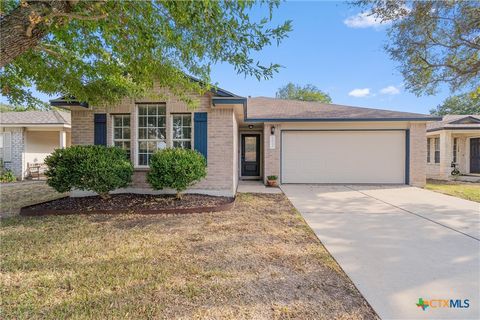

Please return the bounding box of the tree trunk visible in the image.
[0,1,72,67]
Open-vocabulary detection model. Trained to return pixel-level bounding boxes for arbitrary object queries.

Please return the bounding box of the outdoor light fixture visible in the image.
[271,126,275,135]
[248,124,254,129]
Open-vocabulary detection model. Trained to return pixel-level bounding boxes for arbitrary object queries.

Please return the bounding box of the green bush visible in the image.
[147,148,207,199]
[45,145,133,199]
[0,168,16,183]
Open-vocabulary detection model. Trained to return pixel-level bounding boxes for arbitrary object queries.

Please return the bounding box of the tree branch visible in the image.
[49,12,108,21]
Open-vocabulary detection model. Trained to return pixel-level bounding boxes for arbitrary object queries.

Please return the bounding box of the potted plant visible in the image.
[266,175,278,187]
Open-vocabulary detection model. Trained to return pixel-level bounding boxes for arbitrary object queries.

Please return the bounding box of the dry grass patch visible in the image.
[1,193,377,319]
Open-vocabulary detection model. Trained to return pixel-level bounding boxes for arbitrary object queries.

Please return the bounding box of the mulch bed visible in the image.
[20,194,235,216]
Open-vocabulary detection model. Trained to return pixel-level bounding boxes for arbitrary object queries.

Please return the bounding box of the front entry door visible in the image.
[470,138,480,173]
[241,134,260,177]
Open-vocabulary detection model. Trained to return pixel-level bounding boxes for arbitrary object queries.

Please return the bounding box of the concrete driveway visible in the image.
[281,185,480,320]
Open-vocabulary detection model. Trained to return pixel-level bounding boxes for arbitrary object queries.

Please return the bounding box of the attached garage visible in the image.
[281,130,407,184]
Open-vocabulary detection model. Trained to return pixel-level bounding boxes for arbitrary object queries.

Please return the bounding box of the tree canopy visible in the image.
[0,1,291,108]
[430,93,480,116]
[355,0,480,98]
[275,83,332,103]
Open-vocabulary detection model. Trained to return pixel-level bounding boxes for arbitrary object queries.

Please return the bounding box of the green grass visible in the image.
[0,194,377,319]
[426,181,480,202]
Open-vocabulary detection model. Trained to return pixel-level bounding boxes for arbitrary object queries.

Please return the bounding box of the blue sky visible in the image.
[1,1,449,114]
[211,1,449,114]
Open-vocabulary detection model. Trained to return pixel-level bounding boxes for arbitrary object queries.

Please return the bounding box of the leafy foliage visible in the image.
[276,83,332,103]
[355,0,480,97]
[0,102,43,112]
[430,93,480,116]
[0,167,16,183]
[147,148,207,198]
[1,0,291,108]
[44,145,133,198]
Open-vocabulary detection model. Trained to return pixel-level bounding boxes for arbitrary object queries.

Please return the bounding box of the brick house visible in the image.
[51,85,440,197]
[426,115,480,181]
[0,111,71,180]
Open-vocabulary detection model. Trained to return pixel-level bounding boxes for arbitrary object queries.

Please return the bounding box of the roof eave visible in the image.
[245,117,442,123]
[50,99,89,108]
[427,126,480,132]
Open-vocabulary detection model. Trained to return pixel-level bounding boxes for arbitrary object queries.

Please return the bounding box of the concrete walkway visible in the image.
[282,184,480,320]
[237,180,282,194]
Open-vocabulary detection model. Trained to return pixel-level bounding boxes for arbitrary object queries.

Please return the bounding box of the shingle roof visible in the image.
[246,97,439,121]
[0,110,71,125]
[426,115,480,132]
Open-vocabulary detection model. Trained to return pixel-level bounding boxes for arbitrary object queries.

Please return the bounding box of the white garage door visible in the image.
[281,130,406,184]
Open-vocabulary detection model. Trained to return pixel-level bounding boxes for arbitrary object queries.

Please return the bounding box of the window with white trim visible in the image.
[434,137,440,163]
[0,133,3,161]
[453,138,458,163]
[172,114,192,149]
[137,104,166,165]
[0,132,11,163]
[427,138,431,163]
[112,114,131,160]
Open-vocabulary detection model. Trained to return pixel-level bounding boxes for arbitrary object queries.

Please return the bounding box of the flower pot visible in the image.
[266,180,277,187]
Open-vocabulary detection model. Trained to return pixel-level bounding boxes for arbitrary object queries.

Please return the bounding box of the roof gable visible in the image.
[427,114,480,131]
[449,115,480,125]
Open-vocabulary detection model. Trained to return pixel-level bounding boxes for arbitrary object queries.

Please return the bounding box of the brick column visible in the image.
[409,123,427,187]
[263,123,281,184]
[439,130,453,179]
[5,128,25,179]
[59,130,67,148]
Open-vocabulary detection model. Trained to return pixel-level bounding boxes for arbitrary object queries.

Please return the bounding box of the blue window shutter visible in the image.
[194,112,208,160]
[94,113,107,146]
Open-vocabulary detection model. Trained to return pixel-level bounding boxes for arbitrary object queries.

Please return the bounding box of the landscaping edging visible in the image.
[19,195,235,216]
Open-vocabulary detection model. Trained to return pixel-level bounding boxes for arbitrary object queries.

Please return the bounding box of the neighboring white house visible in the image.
[426,115,480,181]
[0,111,71,180]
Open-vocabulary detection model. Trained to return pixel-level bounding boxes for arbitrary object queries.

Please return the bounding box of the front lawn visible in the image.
[1,193,376,319]
[426,180,480,202]
[0,181,66,216]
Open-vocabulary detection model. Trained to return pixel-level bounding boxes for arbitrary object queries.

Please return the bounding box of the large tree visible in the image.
[0,1,291,108]
[430,93,480,116]
[355,0,480,98]
[275,83,332,103]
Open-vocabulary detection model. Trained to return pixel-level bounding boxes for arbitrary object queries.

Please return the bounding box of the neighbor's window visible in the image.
[453,138,458,163]
[434,137,440,163]
[137,104,166,166]
[172,114,192,149]
[0,133,3,161]
[427,138,431,163]
[112,114,131,160]
[0,132,11,162]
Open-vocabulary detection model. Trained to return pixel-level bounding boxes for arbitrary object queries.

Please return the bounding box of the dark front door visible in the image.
[471,138,480,173]
[241,134,260,177]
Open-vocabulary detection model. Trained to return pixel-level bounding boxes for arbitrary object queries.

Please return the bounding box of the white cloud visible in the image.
[348,88,371,98]
[380,85,400,95]
[343,12,389,29]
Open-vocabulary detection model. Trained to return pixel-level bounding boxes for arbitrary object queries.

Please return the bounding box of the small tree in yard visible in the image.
[45,145,133,199]
[147,148,207,199]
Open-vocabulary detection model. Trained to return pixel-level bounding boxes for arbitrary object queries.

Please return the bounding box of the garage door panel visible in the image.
[281,131,405,184]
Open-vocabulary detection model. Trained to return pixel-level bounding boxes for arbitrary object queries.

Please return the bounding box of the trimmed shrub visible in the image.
[45,145,133,199]
[147,148,207,199]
